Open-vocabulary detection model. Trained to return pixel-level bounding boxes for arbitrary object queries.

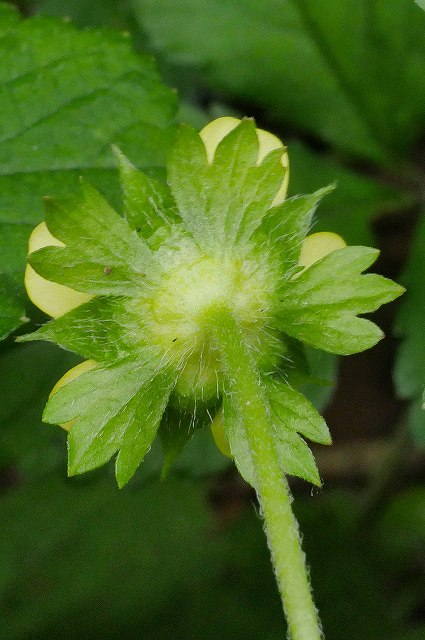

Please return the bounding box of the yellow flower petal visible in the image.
[200,116,289,205]
[25,222,92,318]
[299,232,347,271]
[210,408,232,458]
[49,359,97,431]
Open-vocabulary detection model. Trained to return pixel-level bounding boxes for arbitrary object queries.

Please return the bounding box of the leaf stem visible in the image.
[210,307,322,640]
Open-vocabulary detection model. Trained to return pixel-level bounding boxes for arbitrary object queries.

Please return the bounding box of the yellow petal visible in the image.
[25,222,92,318]
[200,116,289,204]
[298,232,347,271]
[200,116,241,163]
[49,359,97,431]
[210,408,232,458]
[256,128,289,206]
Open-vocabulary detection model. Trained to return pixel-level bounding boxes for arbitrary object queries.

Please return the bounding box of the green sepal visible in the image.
[167,124,211,250]
[267,380,331,445]
[28,182,159,295]
[167,120,285,254]
[43,358,172,483]
[16,296,148,363]
[272,429,321,487]
[251,185,335,278]
[158,403,218,479]
[223,382,323,487]
[115,372,175,488]
[277,246,405,355]
[114,147,180,238]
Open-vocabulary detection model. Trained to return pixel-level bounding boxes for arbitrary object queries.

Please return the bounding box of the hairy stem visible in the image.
[210,307,322,640]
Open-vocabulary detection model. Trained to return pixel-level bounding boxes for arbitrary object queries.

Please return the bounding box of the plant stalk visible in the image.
[210,307,322,640]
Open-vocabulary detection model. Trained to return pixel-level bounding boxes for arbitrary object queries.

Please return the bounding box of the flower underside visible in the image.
[19,116,403,488]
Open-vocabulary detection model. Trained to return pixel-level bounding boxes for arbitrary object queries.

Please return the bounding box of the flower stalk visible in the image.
[210,306,322,640]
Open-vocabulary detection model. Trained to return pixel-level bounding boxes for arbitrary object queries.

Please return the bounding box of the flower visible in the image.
[26,118,343,422]
[21,116,402,487]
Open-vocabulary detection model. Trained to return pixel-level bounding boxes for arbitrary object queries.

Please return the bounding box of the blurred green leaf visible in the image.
[0,342,78,476]
[132,0,425,163]
[395,214,425,398]
[0,2,177,339]
[1,479,422,640]
[375,487,425,562]
[288,142,411,246]
[0,275,25,340]
[394,214,425,444]
[0,475,286,640]
[31,0,133,29]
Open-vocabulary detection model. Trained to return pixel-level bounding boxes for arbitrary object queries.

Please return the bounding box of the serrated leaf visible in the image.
[28,183,159,296]
[0,4,176,339]
[167,124,211,249]
[277,246,404,355]
[251,185,334,278]
[223,380,322,487]
[134,0,425,163]
[205,121,285,248]
[167,121,285,253]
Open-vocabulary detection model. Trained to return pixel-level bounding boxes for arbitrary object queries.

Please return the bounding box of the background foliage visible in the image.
[1,1,424,639]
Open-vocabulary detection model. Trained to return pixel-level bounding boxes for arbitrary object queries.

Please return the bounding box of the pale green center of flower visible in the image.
[146,251,274,401]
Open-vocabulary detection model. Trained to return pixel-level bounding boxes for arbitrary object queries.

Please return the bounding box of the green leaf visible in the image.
[167,121,285,253]
[252,185,334,277]
[205,121,285,248]
[272,428,321,486]
[133,0,425,162]
[28,183,159,294]
[277,246,404,355]
[0,3,176,338]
